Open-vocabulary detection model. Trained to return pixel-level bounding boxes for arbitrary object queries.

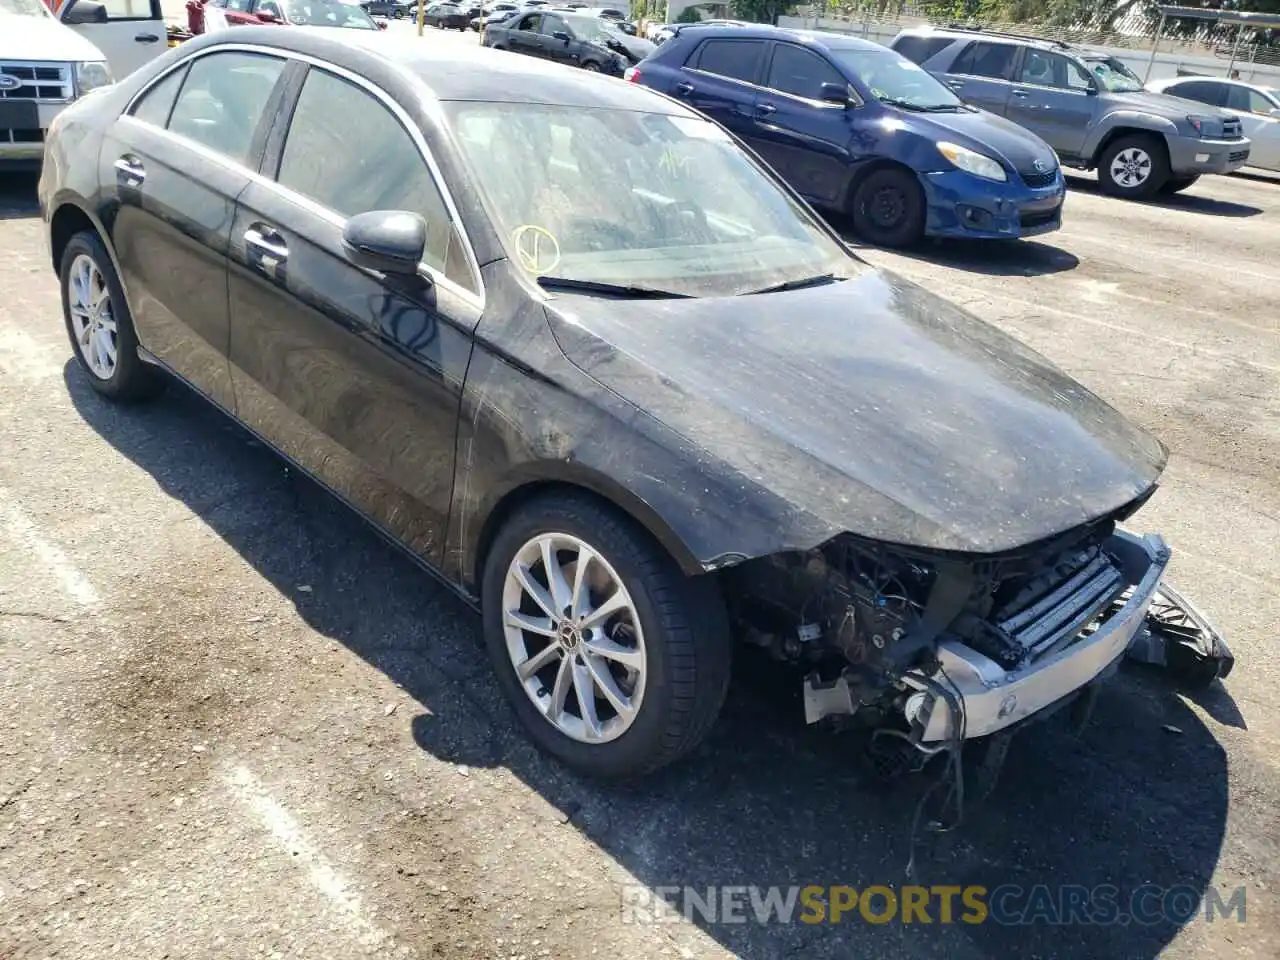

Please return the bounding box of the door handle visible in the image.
[757,102,776,115]
[947,79,964,87]
[114,155,145,186]
[674,81,694,95]
[244,224,289,280]
[135,33,160,43]
[1011,89,1030,98]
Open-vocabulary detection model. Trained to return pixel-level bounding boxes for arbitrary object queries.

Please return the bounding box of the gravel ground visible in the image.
[2,29,1278,960]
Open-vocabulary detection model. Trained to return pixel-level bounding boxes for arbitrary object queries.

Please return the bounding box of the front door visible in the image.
[1005,49,1095,157]
[506,12,546,58]
[100,49,288,411]
[62,0,166,80]
[537,13,577,66]
[750,41,854,208]
[1223,83,1280,171]
[227,64,482,565]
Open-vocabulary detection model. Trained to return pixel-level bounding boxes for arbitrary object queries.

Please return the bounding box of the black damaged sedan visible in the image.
[39,27,1224,784]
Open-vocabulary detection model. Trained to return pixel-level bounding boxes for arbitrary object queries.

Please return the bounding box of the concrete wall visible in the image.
[776,15,1280,86]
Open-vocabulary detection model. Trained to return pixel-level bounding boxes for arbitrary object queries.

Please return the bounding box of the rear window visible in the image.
[892,35,953,66]
[951,41,1018,80]
[690,38,765,84]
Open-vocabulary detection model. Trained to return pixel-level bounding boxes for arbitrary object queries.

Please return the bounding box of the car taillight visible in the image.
[623,66,640,83]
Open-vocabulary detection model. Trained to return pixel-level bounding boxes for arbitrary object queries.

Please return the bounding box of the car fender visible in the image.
[1083,110,1179,162]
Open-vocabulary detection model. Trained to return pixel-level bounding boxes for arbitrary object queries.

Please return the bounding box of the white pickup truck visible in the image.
[1,0,167,168]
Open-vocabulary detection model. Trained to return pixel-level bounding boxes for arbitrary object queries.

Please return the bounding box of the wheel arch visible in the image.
[469,463,707,592]
[841,157,921,213]
[1087,119,1175,169]
[48,198,105,275]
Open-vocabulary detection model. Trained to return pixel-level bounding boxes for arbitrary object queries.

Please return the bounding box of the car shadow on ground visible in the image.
[0,172,41,222]
[1063,173,1263,217]
[68,367,1235,960]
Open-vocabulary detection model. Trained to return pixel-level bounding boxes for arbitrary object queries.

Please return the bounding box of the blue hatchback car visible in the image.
[628,26,1066,246]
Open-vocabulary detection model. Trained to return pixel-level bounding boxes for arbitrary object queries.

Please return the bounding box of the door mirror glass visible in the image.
[819,82,849,105]
[342,211,428,275]
[63,1,110,24]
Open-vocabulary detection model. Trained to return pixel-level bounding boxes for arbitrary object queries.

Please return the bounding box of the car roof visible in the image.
[899,24,1084,55]
[208,26,693,111]
[673,23,886,52]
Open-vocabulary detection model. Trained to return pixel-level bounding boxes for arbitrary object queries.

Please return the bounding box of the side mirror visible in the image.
[1085,83,1099,96]
[255,9,281,23]
[552,30,571,43]
[820,82,850,106]
[62,0,109,24]
[342,211,428,276]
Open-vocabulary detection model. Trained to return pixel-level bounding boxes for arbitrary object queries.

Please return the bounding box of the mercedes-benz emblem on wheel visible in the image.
[0,75,22,91]
[1032,159,1047,172]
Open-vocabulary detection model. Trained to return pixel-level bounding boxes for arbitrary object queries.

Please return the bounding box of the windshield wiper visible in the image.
[536,276,692,299]
[878,96,959,112]
[743,274,838,296]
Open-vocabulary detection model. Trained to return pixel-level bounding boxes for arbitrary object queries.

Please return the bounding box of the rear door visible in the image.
[1223,84,1280,169]
[942,40,1019,116]
[1005,49,1095,156]
[62,0,165,80]
[101,49,289,411]
[750,41,855,208]
[671,37,766,141]
[226,63,482,566]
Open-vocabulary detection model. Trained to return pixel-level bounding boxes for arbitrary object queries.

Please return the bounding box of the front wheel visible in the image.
[1161,174,1200,194]
[849,167,925,248]
[481,493,732,780]
[1097,134,1170,199]
[59,231,160,402]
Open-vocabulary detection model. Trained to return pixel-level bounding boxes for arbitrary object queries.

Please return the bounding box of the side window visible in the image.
[257,0,282,15]
[166,52,285,165]
[99,0,159,18]
[1170,80,1225,107]
[952,42,1018,81]
[224,0,253,9]
[1064,57,1093,90]
[516,12,540,30]
[129,65,189,128]
[1017,50,1090,90]
[892,35,953,66]
[538,14,565,36]
[765,44,845,101]
[277,68,465,285]
[1225,85,1272,114]
[691,39,765,85]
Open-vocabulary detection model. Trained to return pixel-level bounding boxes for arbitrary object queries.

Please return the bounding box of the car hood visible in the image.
[545,270,1167,555]
[4,11,107,62]
[1105,88,1231,120]
[906,107,1059,174]
[596,32,654,62]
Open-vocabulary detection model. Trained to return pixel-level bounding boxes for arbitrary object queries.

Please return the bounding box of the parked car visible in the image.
[631,25,1065,246]
[653,19,749,45]
[1148,75,1280,173]
[472,6,518,30]
[484,10,653,76]
[360,0,414,17]
[202,0,383,32]
[891,26,1252,198]
[40,24,1230,784]
[422,2,470,28]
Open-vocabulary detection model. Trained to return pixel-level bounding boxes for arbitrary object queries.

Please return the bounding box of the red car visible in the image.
[189,0,385,34]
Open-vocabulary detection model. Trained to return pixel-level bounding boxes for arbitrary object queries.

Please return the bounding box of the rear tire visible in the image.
[849,166,925,248]
[1160,174,1200,194]
[481,492,732,780]
[1097,134,1170,199]
[58,230,160,402]
[583,61,601,72]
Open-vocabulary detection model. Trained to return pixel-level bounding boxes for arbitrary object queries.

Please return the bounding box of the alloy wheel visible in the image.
[502,532,647,743]
[67,253,118,381]
[1109,147,1152,188]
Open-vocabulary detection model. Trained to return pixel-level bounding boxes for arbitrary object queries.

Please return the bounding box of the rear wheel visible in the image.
[58,231,159,402]
[481,493,732,780]
[582,61,602,72]
[849,167,925,248]
[1097,134,1170,199]
[1160,174,1200,194]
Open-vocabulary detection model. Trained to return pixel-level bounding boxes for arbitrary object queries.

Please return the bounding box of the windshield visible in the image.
[446,103,859,298]
[284,0,378,28]
[0,0,47,14]
[829,50,963,111]
[1086,57,1143,93]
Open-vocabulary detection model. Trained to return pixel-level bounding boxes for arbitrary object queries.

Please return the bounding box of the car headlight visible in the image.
[936,141,1007,182]
[74,61,113,95]
[1186,115,1218,137]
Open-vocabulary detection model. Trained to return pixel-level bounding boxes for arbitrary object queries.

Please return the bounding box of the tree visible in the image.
[730,0,796,24]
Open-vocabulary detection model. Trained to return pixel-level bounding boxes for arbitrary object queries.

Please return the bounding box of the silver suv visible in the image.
[891,26,1252,198]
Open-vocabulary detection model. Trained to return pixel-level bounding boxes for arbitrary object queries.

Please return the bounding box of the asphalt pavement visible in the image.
[1,26,1278,960]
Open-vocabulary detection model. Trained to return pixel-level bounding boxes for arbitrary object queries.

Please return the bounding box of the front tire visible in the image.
[849,166,925,248]
[1097,134,1170,199]
[481,493,732,780]
[59,230,159,402]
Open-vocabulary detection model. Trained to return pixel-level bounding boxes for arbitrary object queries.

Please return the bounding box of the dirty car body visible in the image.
[39,28,1229,787]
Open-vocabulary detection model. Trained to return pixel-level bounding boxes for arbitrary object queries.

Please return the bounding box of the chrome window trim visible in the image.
[120,42,485,309]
